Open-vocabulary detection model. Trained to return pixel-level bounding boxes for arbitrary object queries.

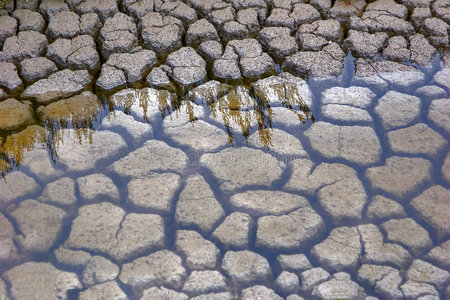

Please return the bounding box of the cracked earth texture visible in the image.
[0,0,449,299]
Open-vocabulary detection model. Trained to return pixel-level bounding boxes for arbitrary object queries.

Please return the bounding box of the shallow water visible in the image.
[0,55,449,299]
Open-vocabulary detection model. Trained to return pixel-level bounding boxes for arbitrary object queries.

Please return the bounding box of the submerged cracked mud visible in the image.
[0,0,449,299]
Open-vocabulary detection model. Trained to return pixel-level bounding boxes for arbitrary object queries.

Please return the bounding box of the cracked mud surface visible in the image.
[0,0,449,299]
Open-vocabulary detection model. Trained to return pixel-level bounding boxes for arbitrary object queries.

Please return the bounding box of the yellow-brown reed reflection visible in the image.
[0,158,10,178]
[170,99,199,123]
[252,80,315,148]
[52,127,95,150]
[0,125,46,176]
[110,88,176,122]
[1,78,314,177]
[0,92,105,177]
[38,91,103,134]
[0,124,96,178]
[209,86,255,143]
[187,80,314,147]
[253,81,314,121]
[110,87,209,126]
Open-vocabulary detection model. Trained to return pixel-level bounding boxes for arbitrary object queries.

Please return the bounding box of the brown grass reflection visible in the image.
[52,127,94,149]
[1,93,103,177]
[1,80,314,177]
[0,157,10,178]
[116,83,314,147]
[110,88,176,121]
[38,91,103,133]
[1,125,46,176]
[188,81,314,146]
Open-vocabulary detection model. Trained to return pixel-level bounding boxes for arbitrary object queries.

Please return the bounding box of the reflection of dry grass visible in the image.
[0,157,11,178]
[0,93,104,177]
[183,81,313,148]
[253,82,313,120]
[184,81,315,146]
[187,82,232,105]
[0,125,97,178]
[111,88,175,121]
[1,81,314,176]
[53,127,94,148]
[1,125,46,176]
[257,127,274,148]
[38,92,103,134]
[209,83,314,146]
[216,87,254,111]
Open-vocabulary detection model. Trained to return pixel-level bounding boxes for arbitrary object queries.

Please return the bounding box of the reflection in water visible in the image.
[252,81,315,148]
[110,88,176,121]
[0,158,10,178]
[52,127,95,153]
[187,80,314,146]
[38,91,102,133]
[0,80,314,177]
[1,120,100,179]
[1,126,46,177]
